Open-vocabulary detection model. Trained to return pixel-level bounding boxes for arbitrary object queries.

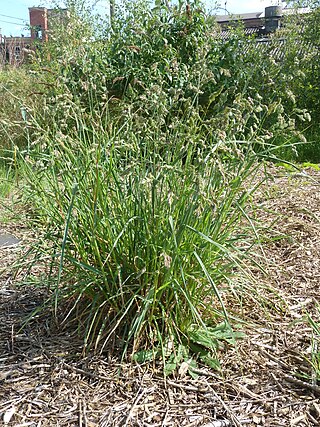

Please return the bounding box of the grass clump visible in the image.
[23,106,262,363]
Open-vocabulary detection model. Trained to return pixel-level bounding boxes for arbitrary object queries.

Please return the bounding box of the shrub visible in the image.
[37,0,308,153]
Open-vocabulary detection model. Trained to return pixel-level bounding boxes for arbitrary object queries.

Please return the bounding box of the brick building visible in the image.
[0,7,66,67]
[29,7,50,42]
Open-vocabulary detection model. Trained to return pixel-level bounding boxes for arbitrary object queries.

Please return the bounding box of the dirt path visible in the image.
[0,167,320,426]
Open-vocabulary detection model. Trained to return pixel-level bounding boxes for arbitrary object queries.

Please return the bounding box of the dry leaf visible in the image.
[178,361,190,377]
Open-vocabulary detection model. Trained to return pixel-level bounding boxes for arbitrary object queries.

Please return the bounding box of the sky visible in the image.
[0,0,281,37]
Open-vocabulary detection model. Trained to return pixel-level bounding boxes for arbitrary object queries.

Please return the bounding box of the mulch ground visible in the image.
[1,166,320,427]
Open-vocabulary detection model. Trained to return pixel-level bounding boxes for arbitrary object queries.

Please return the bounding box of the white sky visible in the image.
[213,0,283,14]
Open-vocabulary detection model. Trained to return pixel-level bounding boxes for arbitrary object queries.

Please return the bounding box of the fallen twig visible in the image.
[283,373,320,396]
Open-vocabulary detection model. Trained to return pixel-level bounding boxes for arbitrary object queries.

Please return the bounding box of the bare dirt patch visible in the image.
[1,167,320,426]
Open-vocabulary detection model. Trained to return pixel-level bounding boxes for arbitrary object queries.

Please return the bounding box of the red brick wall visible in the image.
[29,8,48,41]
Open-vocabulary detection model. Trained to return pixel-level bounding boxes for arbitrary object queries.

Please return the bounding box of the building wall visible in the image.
[0,7,50,67]
[0,37,33,67]
[29,7,49,42]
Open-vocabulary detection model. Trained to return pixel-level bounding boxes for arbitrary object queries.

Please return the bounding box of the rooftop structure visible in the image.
[215,5,310,36]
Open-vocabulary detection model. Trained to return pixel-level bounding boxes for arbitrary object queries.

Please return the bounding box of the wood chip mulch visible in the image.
[1,166,320,426]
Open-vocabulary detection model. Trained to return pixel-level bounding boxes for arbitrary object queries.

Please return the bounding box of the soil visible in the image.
[1,166,320,427]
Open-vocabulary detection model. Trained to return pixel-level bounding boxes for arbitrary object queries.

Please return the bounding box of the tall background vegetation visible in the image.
[0,0,319,367]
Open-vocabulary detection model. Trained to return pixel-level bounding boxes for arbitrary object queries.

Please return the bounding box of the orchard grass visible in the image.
[21,98,277,369]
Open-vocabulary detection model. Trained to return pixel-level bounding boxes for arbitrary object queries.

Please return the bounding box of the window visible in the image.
[14,46,21,60]
[35,25,43,40]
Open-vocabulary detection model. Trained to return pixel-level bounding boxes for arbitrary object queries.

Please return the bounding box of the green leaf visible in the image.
[188,359,199,379]
[164,362,177,376]
[188,328,218,351]
[132,349,156,363]
[200,354,221,370]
